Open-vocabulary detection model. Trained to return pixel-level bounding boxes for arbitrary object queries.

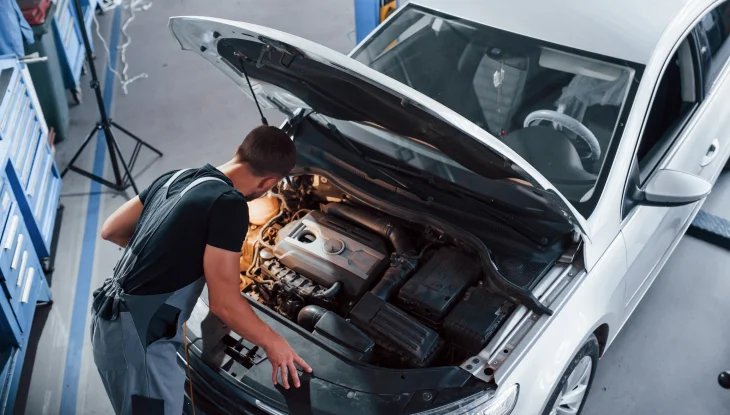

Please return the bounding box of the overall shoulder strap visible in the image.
[163,168,192,189]
[180,177,227,196]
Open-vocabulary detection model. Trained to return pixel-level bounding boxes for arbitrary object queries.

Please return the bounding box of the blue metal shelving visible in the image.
[0,56,57,415]
[51,0,97,101]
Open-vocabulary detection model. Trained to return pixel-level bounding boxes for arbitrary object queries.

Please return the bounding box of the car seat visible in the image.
[449,42,530,136]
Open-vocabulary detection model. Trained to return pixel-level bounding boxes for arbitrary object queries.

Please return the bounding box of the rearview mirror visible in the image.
[641,169,711,206]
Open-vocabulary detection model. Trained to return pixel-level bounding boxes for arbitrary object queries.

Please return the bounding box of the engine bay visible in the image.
[239,175,527,369]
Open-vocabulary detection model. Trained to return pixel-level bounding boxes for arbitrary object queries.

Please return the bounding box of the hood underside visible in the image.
[168,16,588,236]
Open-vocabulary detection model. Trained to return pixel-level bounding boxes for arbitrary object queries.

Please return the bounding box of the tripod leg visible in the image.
[63,0,162,194]
[101,125,124,187]
[61,125,101,178]
[110,121,163,156]
[108,129,140,195]
[119,144,140,186]
[121,143,142,182]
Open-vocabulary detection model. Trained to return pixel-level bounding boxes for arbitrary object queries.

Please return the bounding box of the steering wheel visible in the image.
[523,110,601,161]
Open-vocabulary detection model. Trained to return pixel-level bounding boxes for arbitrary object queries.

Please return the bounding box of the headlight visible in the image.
[414,384,519,415]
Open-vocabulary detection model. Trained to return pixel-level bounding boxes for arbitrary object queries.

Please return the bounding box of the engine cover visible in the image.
[274,211,388,297]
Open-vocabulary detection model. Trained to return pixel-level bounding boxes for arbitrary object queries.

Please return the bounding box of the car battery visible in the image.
[443,285,512,356]
[397,247,481,324]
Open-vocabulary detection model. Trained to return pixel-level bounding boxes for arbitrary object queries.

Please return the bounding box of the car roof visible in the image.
[409,0,709,64]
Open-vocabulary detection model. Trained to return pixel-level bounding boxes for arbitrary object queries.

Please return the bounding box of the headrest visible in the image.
[458,42,529,73]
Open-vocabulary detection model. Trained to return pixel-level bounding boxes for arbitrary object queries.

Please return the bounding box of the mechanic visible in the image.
[90,125,312,415]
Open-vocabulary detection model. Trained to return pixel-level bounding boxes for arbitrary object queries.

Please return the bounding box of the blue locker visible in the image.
[0,56,54,415]
[0,58,62,259]
[52,0,97,93]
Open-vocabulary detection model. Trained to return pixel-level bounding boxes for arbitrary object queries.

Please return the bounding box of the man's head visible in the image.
[229,125,297,200]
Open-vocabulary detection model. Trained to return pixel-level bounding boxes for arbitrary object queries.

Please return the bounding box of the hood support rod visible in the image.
[237,55,269,126]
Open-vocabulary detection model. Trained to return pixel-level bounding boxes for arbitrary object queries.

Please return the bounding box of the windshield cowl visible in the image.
[310,117,579,222]
[291,116,575,243]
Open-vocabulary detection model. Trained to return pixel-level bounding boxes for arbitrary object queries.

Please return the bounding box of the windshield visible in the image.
[350,6,642,216]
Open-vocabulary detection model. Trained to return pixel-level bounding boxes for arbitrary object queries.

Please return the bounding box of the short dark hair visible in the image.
[236,125,296,177]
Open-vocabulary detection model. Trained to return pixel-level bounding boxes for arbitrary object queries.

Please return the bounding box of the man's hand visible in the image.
[263,334,312,389]
[204,245,313,389]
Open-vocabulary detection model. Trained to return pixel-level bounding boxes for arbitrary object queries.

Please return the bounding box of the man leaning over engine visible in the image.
[91,125,312,415]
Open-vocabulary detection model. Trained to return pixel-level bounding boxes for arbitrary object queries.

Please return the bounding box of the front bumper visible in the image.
[179,291,490,415]
[178,351,266,415]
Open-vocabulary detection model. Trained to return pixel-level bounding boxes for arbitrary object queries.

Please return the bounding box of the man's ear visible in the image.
[259,176,281,190]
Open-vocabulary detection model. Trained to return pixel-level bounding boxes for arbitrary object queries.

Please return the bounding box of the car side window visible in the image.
[635,37,700,184]
[696,1,730,93]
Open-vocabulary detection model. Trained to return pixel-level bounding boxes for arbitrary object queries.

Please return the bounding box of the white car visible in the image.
[170,0,730,414]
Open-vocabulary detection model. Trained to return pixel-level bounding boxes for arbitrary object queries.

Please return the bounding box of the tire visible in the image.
[540,334,599,415]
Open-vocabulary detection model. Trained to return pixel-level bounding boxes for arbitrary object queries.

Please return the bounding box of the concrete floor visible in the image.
[13,1,730,414]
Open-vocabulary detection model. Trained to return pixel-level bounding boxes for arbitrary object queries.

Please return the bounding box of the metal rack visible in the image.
[52,0,97,103]
[0,56,57,415]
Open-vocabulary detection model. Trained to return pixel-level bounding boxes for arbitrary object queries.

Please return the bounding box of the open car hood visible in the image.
[168,16,588,237]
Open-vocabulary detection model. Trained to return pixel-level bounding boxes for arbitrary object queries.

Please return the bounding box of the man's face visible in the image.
[244,176,281,201]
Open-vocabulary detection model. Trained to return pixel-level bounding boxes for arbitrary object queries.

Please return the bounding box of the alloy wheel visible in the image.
[549,355,593,415]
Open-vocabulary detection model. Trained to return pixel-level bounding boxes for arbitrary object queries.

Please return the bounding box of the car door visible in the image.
[620,29,708,315]
[694,2,730,180]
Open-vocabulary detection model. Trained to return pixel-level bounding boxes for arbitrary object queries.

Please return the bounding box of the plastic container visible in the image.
[17,0,53,25]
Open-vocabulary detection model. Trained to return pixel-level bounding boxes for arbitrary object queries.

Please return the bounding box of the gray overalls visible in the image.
[90,169,225,414]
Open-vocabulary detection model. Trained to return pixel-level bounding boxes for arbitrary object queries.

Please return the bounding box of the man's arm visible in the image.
[204,245,312,389]
[101,196,144,248]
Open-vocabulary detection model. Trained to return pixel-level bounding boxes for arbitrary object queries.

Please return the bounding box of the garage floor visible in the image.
[12,2,730,414]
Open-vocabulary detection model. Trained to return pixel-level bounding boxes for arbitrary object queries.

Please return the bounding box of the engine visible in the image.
[239,176,514,368]
[273,211,389,298]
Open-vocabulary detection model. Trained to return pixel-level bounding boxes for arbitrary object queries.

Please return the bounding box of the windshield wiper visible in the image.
[325,123,431,201]
[367,160,547,244]
[283,108,315,136]
[288,114,428,201]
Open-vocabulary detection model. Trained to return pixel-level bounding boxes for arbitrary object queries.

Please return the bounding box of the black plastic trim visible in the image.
[183,343,490,415]
[687,210,730,249]
[188,289,473,395]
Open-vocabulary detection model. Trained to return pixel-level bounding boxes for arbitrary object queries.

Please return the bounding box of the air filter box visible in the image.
[350,292,441,368]
[443,285,511,356]
[397,248,481,323]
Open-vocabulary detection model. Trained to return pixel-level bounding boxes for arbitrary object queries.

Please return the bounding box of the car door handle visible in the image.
[701,139,720,167]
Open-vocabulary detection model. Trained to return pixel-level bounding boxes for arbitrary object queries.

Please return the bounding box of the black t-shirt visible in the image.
[120,164,249,295]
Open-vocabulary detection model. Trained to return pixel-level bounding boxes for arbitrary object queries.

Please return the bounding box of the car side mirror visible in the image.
[640,169,711,207]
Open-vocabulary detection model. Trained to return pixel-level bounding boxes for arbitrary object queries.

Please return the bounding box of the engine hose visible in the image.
[297,305,329,331]
[322,203,416,255]
[323,203,418,300]
[370,254,418,301]
[314,281,342,298]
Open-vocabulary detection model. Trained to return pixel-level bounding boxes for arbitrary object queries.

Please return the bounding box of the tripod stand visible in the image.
[60,0,162,194]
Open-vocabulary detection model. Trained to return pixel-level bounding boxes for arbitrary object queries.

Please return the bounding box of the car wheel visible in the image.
[541,334,599,415]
